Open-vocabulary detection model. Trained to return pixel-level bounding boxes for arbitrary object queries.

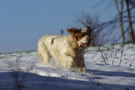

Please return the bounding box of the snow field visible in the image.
[0,44,135,90]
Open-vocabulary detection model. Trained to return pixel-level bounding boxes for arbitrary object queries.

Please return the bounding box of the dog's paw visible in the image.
[78,67,86,73]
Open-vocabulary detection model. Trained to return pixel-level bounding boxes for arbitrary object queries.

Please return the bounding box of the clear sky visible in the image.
[0,0,117,53]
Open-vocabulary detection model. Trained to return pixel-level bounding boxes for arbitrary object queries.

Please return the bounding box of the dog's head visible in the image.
[67,26,92,48]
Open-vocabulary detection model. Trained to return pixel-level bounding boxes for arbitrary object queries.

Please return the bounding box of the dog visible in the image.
[38,26,92,73]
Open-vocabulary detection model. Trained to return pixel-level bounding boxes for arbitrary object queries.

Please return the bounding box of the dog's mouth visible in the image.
[81,42,90,48]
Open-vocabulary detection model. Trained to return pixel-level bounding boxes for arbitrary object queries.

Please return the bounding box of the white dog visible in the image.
[38,26,92,73]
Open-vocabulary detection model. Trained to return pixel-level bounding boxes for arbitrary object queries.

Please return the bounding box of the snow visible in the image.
[0,44,135,90]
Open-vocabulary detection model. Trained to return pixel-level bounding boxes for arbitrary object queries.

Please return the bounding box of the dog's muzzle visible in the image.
[81,37,91,48]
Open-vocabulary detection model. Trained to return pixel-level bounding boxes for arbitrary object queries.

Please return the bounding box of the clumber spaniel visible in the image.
[38,26,92,73]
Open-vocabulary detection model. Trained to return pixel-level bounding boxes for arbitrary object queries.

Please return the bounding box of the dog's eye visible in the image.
[86,31,91,36]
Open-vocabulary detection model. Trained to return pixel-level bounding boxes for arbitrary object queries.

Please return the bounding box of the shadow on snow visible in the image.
[0,70,134,90]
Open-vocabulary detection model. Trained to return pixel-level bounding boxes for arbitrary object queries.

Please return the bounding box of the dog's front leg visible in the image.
[77,58,86,73]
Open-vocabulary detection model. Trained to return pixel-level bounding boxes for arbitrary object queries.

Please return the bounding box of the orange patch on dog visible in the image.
[67,28,86,41]
[51,38,54,45]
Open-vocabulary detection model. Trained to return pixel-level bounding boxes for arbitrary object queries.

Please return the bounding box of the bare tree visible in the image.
[114,0,125,44]
[99,0,135,44]
[75,0,135,45]
[125,0,135,43]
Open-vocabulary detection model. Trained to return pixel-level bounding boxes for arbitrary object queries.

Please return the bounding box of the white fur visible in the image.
[38,34,87,73]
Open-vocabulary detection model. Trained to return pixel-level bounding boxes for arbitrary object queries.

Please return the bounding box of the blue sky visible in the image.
[0,0,117,53]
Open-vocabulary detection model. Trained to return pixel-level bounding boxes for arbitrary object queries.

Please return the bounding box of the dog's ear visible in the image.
[67,28,81,40]
[66,28,81,34]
